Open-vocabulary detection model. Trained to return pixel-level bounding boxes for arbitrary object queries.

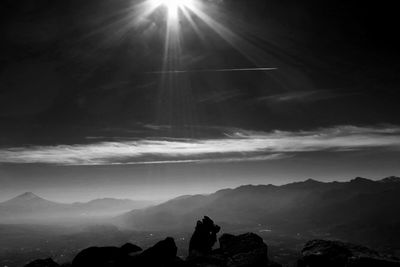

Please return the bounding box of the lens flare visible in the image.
[149,0,195,20]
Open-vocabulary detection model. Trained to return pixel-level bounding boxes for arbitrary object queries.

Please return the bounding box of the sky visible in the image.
[0,0,399,202]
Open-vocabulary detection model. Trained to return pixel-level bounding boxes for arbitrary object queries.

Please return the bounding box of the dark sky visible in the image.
[1,0,399,201]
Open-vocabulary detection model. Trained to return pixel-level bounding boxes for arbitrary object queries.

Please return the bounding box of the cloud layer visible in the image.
[0,125,399,165]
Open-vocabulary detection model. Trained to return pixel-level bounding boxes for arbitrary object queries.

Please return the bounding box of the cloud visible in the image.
[0,125,399,165]
[107,154,289,165]
[258,89,360,103]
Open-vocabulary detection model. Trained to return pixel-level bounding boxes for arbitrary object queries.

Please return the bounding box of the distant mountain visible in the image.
[0,192,66,222]
[0,193,154,224]
[0,192,61,208]
[71,198,154,216]
[118,177,400,248]
[380,176,400,183]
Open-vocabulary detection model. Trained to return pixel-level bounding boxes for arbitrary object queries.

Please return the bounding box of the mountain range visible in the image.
[2,177,400,249]
[0,192,153,224]
[118,176,400,249]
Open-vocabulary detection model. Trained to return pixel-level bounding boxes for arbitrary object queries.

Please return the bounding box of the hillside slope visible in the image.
[119,177,400,248]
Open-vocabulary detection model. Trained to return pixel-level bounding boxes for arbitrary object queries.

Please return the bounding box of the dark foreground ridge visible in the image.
[25,216,400,267]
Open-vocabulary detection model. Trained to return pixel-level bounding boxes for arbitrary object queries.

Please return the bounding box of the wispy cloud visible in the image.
[0,125,399,165]
[258,89,361,103]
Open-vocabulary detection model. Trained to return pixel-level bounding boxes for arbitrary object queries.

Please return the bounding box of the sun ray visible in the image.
[136,0,280,72]
[129,0,282,128]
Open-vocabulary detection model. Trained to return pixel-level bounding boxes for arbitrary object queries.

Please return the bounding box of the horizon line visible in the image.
[2,175,398,204]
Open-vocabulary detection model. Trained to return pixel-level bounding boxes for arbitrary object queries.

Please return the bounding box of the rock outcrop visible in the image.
[25,217,400,267]
[219,233,270,267]
[187,222,281,267]
[72,243,142,267]
[297,239,400,267]
[25,258,59,267]
[21,216,280,267]
[120,243,142,254]
[70,237,180,267]
[134,237,181,267]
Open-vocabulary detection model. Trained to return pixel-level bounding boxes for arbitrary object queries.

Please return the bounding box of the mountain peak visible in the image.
[2,192,49,205]
[380,176,400,183]
[283,178,323,189]
[304,178,321,184]
[350,177,373,183]
[16,192,41,200]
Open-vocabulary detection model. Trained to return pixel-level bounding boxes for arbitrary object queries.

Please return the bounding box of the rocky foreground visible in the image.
[25,217,400,267]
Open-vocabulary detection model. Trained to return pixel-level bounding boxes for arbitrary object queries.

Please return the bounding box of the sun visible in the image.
[152,0,194,8]
[159,0,184,10]
[149,0,195,19]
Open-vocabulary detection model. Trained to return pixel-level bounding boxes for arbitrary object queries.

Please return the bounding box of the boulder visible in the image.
[25,258,59,267]
[120,243,142,254]
[185,253,227,267]
[298,239,400,267]
[219,233,273,267]
[220,233,268,257]
[28,217,284,267]
[136,237,180,267]
[72,243,142,267]
[188,217,280,267]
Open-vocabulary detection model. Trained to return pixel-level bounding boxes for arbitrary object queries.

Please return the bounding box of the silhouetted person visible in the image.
[189,216,220,257]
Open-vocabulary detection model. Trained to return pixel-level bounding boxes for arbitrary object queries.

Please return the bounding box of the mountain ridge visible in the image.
[2,192,57,204]
[0,193,154,224]
[118,176,400,250]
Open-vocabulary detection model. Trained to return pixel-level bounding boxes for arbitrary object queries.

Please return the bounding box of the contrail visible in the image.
[146,67,278,74]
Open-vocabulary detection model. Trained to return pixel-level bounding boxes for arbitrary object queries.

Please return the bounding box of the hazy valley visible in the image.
[1,177,400,266]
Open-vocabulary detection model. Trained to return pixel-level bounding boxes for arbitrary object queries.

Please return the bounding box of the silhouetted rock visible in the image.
[28,217,284,267]
[136,237,180,267]
[189,216,221,257]
[186,253,227,267]
[72,243,142,267]
[220,233,267,257]
[219,233,271,267]
[120,242,142,254]
[187,227,281,267]
[25,258,59,267]
[297,239,400,267]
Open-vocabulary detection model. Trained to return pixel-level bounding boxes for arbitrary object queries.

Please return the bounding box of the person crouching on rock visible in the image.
[188,216,221,257]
